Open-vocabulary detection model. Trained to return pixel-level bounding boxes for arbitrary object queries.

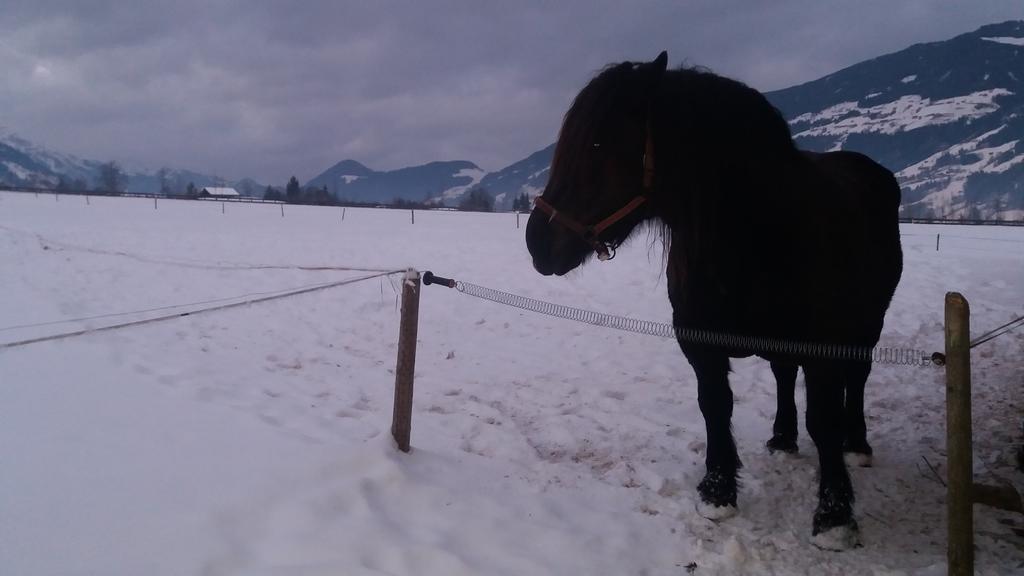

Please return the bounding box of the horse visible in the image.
[525,52,903,550]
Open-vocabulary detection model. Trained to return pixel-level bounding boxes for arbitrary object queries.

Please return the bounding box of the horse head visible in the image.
[526,51,668,276]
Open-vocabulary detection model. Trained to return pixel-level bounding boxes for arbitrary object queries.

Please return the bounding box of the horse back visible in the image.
[798,150,904,342]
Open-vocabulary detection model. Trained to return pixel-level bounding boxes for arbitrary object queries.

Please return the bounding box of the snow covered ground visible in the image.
[1,191,1022,575]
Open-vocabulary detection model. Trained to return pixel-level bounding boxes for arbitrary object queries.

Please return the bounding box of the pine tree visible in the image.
[286,176,301,203]
[96,161,125,194]
[458,187,493,212]
[512,192,531,212]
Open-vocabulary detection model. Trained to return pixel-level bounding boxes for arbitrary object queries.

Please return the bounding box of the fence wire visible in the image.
[442,279,937,367]
[971,314,1024,349]
[0,270,402,351]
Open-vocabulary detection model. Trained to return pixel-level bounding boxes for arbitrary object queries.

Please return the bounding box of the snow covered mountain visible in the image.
[303,159,485,205]
[0,129,100,188]
[0,128,264,196]
[478,144,554,210]
[301,145,553,209]
[768,20,1024,219]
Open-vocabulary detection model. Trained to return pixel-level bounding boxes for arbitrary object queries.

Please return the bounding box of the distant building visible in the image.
[198,186,240,198]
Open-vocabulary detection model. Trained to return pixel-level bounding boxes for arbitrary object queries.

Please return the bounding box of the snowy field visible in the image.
[1,191,1022,575]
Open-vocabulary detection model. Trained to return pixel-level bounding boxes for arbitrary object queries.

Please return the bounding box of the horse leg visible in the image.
[767,361,799,454]
[686,349,740,519]
[804,363,861,550]
[842,361,873,467]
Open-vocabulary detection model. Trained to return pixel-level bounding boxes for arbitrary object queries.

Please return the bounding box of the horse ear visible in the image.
[652,51,668,75]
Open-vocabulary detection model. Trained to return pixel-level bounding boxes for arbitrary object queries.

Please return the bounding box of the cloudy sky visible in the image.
[2,1,1021,184]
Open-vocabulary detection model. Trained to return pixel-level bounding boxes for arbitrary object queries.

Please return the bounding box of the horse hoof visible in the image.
[843,451,873,467]
[810,521,861,551]
[766,434,798,454]
[696,500,738,521]
[843,440,873,467]
[697,468,737,511]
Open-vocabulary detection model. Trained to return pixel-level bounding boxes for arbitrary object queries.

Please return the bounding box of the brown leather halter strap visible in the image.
[533,119,655,261]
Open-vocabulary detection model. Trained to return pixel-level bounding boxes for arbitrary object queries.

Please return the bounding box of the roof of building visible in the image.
[200,186,240,196]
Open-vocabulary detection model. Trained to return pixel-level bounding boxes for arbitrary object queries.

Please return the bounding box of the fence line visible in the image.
[0,270,402,351]
[422,272,942,367]
[0,223,399,273]
[3,187,1023,224]
[0,187,464,212]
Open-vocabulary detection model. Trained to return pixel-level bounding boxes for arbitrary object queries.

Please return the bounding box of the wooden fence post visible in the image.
[391,269,421,452]
[945,292,972,576]
[342,207,346,221]
[411,209,415,225]
[222,201,225,214]
[281,204,285,218]
[937,234,941,251]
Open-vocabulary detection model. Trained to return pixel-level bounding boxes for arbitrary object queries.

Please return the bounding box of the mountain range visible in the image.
[769,20,1024,219]
[2,21,1022,218]
[303,159,485,205]
[0,128,268,196]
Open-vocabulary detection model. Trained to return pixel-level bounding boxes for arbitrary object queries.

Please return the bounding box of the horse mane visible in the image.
[650,66,801,278]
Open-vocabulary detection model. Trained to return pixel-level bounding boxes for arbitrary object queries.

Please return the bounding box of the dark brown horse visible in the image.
[526,52,902,549]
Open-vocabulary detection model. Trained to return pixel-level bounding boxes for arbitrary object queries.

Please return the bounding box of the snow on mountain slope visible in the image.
[438,167,486,202]
[896,126,1024,210]
[769,20,1024,219]
[983,36,1024,47]
[790,89,1012,141]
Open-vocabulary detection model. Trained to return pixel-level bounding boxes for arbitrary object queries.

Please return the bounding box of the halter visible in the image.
[533,119,655,261]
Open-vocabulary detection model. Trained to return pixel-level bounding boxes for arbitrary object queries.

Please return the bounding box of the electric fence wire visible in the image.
[970,314,1024,349]
[0,224,398,274]
[0,279,377,333]
[434,277,938,367]
[0,270,403,351]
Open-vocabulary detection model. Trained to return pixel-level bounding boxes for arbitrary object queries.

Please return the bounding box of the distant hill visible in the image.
[0,128,265,196]
[303,160,376,192]
[0,130,100,188]
[478,144,554,211]
[303,160,485,205]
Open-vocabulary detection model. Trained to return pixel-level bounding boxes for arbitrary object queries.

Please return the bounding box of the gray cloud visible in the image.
[1,1,1020,184]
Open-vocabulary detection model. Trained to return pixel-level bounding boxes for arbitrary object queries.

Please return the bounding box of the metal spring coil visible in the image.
[456,281,932,367]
